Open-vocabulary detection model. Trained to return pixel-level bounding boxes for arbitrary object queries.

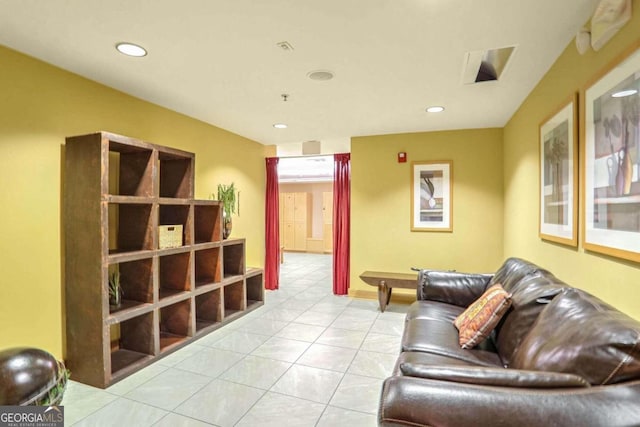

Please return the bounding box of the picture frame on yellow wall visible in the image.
[583,42,640,262]
[539,94,578,247]
[411,161,452,232]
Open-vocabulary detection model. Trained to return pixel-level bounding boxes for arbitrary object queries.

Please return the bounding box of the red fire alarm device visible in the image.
[398,152,407,163]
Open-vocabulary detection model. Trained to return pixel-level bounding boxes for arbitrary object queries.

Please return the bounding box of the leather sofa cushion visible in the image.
[512,289,640,385]
[496,273,568,366]
[379,375,640,427]
[402,318,502,367]
[393,351,479,375]
[405,301,464,323]
[399,364,590,388]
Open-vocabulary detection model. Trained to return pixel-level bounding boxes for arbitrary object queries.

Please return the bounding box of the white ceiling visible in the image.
[0,0,597,147]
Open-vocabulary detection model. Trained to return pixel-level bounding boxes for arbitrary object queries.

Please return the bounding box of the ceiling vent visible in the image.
[302,140,321,155]
[462,46,515,84]
[276,41,294,51]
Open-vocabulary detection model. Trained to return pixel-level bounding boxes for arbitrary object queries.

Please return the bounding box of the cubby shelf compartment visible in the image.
[108,202,154,254]
[158,203,192,247]
[195,247,222,287]
[110,312,155,379]
[195,289,222,332]
[107,139,154,197]
[194,202,222,244]
[108,257,154,315]
[245,268,265,311]
[223,239,245,278]
[158,150,194,199]
[223,280,245,318]
[159,251,191,301]
[159,299,192,352]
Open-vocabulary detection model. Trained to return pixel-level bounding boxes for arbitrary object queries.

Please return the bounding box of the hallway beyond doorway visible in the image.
[280,252,332,291]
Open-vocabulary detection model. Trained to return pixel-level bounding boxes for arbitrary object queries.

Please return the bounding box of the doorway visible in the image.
[277,156,334,288]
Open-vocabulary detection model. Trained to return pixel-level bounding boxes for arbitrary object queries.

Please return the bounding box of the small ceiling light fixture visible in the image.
[116,42,147,57]
[273,123,288,129]
[426,106,445,113]
[612,89,638,98]
[307,70,335,81]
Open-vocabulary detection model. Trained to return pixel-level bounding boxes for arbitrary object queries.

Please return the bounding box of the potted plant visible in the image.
[108,271,123,310]
[216,183,237,239]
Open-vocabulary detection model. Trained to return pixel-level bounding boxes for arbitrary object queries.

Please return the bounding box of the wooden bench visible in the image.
[359,271,418,312]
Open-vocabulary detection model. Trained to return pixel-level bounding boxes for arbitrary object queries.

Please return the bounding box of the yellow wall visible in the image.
[0,45,266,358]
[351,129,504,298]
[503,3,640,318]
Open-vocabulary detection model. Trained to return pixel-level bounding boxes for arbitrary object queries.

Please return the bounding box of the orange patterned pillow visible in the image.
[454,284,512,349]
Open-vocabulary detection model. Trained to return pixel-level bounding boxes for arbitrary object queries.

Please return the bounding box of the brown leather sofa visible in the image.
[379,258,640,427]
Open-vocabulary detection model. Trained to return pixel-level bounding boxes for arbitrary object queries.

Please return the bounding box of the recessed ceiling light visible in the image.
[116,42,147,57]
[307,70,334,81]
[273,123,288,129]
[612,89,638,98]
[426,106,445,113]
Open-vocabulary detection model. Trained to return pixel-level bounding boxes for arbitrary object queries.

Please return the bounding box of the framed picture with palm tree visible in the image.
[539,93,578,246]
[411,161,452,232]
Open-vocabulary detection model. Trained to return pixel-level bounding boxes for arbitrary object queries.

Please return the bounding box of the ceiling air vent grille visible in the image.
[462,46,516,84]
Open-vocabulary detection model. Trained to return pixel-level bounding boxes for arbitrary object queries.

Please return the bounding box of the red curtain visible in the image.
[333,153,351,295]
[265,157,280,290]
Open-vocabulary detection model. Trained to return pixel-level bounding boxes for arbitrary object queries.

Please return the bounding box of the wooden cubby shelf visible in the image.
[158,204,191,246]
[108,257,154,315]
[64,131,264,388]
[245,268,265,311]
[107,140,154,197]
[110,312,154,379]
[195,289,222,332]
[158,150,193,199]
[108,203,154,254]
[159,299,191,352]
[159,251,192,301]
[195,247,222,287]
[223,239,245,278]
[194,202,222,243]
[224,280,245,318]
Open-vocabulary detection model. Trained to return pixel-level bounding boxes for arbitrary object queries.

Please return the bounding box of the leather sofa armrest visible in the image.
[399,363,590,388]
[379,376,640,427]
[417,270,493,306]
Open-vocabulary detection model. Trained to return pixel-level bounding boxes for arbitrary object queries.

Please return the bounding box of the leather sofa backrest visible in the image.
[511,289,640,385]
[418,271,492,307]
[495,272,569,366]
[489,257,545,292]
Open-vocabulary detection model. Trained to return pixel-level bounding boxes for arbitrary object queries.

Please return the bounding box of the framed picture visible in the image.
[539,94,578,246]
[583,43,640,262]
[411,161,452,232]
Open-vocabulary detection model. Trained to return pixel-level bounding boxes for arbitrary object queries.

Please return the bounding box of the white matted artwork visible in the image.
[411,161,452,232]
[539,94,578,246]
[584,43,640,262]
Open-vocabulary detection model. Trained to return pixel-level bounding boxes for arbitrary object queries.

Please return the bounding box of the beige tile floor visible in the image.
[61,252,410,426]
